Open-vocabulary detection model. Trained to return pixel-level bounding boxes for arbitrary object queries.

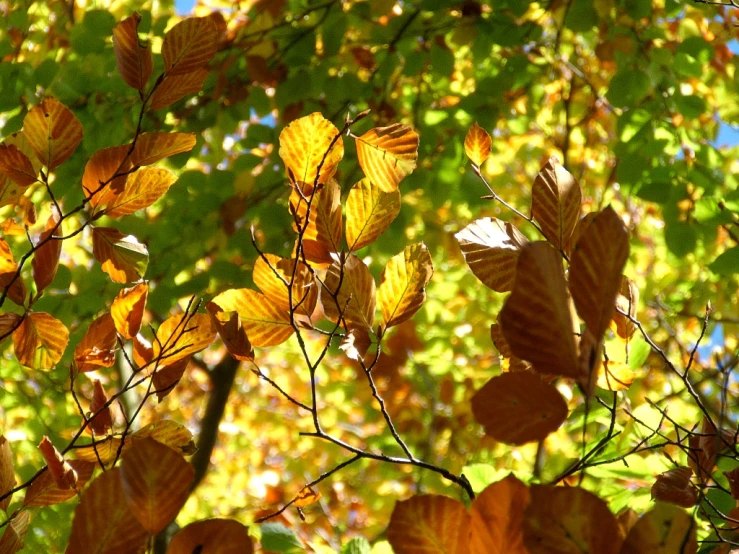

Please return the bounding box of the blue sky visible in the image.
[175,0,196,15]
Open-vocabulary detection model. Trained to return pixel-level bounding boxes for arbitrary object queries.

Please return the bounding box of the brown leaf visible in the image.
[378,243,433,330]
[113,12,153,91]
[152,356,191,401]
[88,380,113,435]
[132,333,153,368]
[464,122,492,167]
[23,98,83,169]
[206,302,254,362]
[23,460,94,507]
[470,474,530,554]
[651,467,698,508]
[13,312,69,369]
[32,214,63,295]
[456,217,529,292]
[293,179,343,264]
[322,254,376,331]
[0,144,37,186]
[471,372,568,445]
[613,276,639,339]
[104,168,178,217]
[150,68,210,110]
[388,495,470,554]
[0,436,14,512]
[211,288,293,347]
[499,242,578,378]
[346,178,401,252]
[725,467,739,500]
[531,157,581,253]
[130,132,197,167]
[110,283,148,339]
[38,436,77,491]
[339,327,372,361]
[0,176,21,210]
[166,519,253,554]
[92,227,148,283]
[0,238,26,306]
[152,312,215,367]
[252,254,317,316]
[0,511,30,554]
[0,313,20,342]
[120,437,195,533]
[490,323,511,358]
[73,313,117,372]
[619,503,697,554]
[278,112,344,186]
[355,123,419,192]
[81,145,132,207]
[162,16,218,76]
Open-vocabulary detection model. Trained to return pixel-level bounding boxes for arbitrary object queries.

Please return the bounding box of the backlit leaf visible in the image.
[388,495,470,554]
[378,243,433,330]
[13,312,69,369]
[531,157,581,253]
[152,356,190,400]
[110,283,148,339]
[92,227,148,283]
[345,178,401,252]
[464,122,492,167]
[0,313,20,341]
[23,460,95,507]
[81,145,132,207]
[0,176,21,209]
[0,144,37,186]
[32,214,62,295]
[0,436,14,512]
[294,485,322,508]
[104,168,177,217]
[294,178,343,264]
[252,254,317,316]
[470,474,530,553]
[206,302,254,362]
[651,467,698,508]
[279,112,344,186]
[162,16,218,76]
[323,254,376,331]
[166,519,253,554]
[471,372,568,445]
[38,436,77,491]
[151,68,209,110]
[73,313,117,372]
[112,12,153,91]
[619,503,697,554]
[22,97,83,169]
[120,437,195,533]
[0,238,26,306]
[130,132,197,167]
[152,313,215,367]
[456,217,529,292]
[0,511,29,554]
[355,123,418,192]
[596,360,636,392]
[210,288,293,347]
[88,379,113,435]
[499,242,578,378]
[613,276,639,339]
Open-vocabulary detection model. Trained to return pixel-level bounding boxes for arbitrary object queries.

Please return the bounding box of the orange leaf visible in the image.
[294,485,322,508]
[70,436,122,466]
[152,312,215,367]
[206,302,255,362]
[613,276,639,340]
[523,485,622,554]
[339,327,372,361]
[152,356,191,401]
[13,312,69,369]
[471,372,568,445]
[0,436,14,512]
[464,122,492,167]
[378,243,433,330]
[74,313,117,372]
[499,242,579,378]
[0,238,26,306]
[0,511,29,554]
[92,227,148,283]
[470,474,530,554]
[38,436,77,491]
[104,167,178,217]
[531,157,581,253]
[130,132,197,167]
[211,288,293,347]
[112,12,153,91]
[0,144,37,186]
[150,68,210,110]
[278,112,344,186]
[0,313,21,342]
[388,495,470,554]
[166,519,253,554]
[88,380,113,435]
[67,468,148,554]
[23,459,94,507]
[22,98,83,169]
[345,178,401,251]
[619,503,697,554]
[162,17,218,76]
[651,467,698,508]
[456,217,529,293]
[110,283,148,339]
[132,333,153,368]
[0,176,21,209]
[355,123,419,192]
[294,178,342,264]
[32,214,63,296]
[322,254,376,331]
[120,437,195,533]
[252,254,317,316]
[81,145,132,207]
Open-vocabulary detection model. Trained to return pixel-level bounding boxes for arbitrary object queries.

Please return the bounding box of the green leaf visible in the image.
[675,94,706,119]
[664,222,698,258]
[628,337,651,369]
[260,522,303,554]
[709,247,739,276]
[461,463,505,493]
[565,0,599,32]
[607,70,650,108]
[342,537,371,554]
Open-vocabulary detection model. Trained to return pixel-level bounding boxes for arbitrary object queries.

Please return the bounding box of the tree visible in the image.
[0,0,738,552]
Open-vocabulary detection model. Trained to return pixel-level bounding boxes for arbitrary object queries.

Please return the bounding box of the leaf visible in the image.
[67,468,148,554]
[341,537,371,554]
[0,239,25,307]
[278,112,344,186]
[355,123,419,192]
[0,511,29,554]
[651,467,698,508]
[22,97,83,169]
[619,503,697,554]
[569,206,630,340]
[211,288,293,347]
[152,356,191,401]
[345,178,401,251]
[0,436,14,512]
[112,12,153,91]
[260,522,303,554]
[709,246,739,276]
[0,144,37,186]
[378,243,433,330]
[150,68,210,110]
[73,313,117,372]
[464,122,492,167]
[523,485,622,554]
[0,313,20,342]
[0,177,21,210]
[252,254,317,316]
[206,302,254,362]
[132,420,197,456]
[81,145,132,207]
[38,436,77,491]
[387,495,470,554]
[596,360,636,392]
[152,313,216,367]
[120,437,195,533]
[32,214,63,295]
[104,168,178,217]
[469,474,530,554]
[323,254,376,331]
[110,283,148,339]
[130,132,197,167]
[531,157,581,253]
[23,460,95,507]
[295,178,343,264]
[471,372,568,445]
[162,16,218,76]
[13,312,69,369]
[339,328,372,361]
[455,218,529,292]
[166,519,253,554]
[499,242,579,378]
[88,380,113,435]
[613,276,639,339]
[92,227,148,283]
[294,485,322,508]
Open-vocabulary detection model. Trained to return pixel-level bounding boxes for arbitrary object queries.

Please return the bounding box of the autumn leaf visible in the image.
[294,178,343,264]
[23,460,94,507]
[0,436,14,512]
[279,112,344,186]
[294,485,322,508]
[0,175,21,210]
[651,467,698,508]
[469,474,530,554]
[206,302,254,362]
[110,283,148,339]
[252,254,317,316]
[151,68,210,110]
[210,288,293,347]
[73,313,117,372]
[613,276,639,339]
[471,372,568,445]
[456,217,529,292]
[355,123,419,192]
[619,503,697,554]
[0,238,27,306]
[152,356,191,401]
[162,16,218,76]
[166,519,253,554]
[120,437,195,533]
[0,511,29,554]
[38,436,77,491]
[322,254,376,332]
[22,97,83,169]
[464,122,492,167]
[130,132,197,167]
[32,214,62,296]
[388,495,470,554]
[596,360,637,392]
[112,12,153,91]
[339,327,372,361]
[378,243,433,330]
[13,312,69,369]
[345,178,401,252]
[104,168,178,217]
[88,380,113,435]
[152,312,216,367]
[0,144,37,186]
[81,145,132,207]
[531,157,581,253]
[92,227,149,283]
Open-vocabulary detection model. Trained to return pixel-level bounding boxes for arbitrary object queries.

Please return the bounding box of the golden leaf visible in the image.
[388,495,470,554]
[378,243,433,330]
[13,312,69,369]
[23,98,83,170]
[345,178,401,252]
[279,112,344,186]
[531,157,581,253]
[464,122,492,167]
[355,123,418,192]
[210,288,293,347]
[161,17,218,76]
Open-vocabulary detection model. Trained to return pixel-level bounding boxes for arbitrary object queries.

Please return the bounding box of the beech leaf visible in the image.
[322,254,376,332]
[388,495,470,554]
[252,254,317,316]
[73,313,117,372]
[378,243,433,330]
[13,312,69,369]
[531,157,581,253]
[345,178,401,252]
[0,511,30,554]
[152,312,216,367]
[130,132,197,167]
[355,123,419,192]
[166,519,253,554]
[23,460,95,508]
[162,17,218,76]
[651,467,698,508]
[151,68,210,110]
[279,112,344,186]
[293,178,343,264]
[81,145,132,208]
[470,474,530,554]
[464,122,492,167]
[113,12,153,91]
[22,98,83,170]
[110,283,148,339]
[206,302,254,362]
[104,168,178,217]
[210,288,293,347]
[619,503,697,554]
[32,214,63,295]
[0,238,27,306]
[92,227,148,283]
[0,144,37,186]
[0,436,14,512]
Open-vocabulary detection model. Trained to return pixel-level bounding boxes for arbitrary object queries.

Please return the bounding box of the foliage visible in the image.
[0,0,738,552]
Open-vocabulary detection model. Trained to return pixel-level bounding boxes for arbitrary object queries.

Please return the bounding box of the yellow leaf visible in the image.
[211,288,293,347]
[113,12,153,91]
[162,17,218,76]
[205,302,254,362]
[13,312,69,369]
[388,495,470,554]
[23,98,83,170]
[322,254,376,331]
[104,168,178,217]
[92,227,148,283]
[150,68,210,110]
[294,485,322,508]
[355,123,419,192]
[152,313,216,367]
[531,157,581,253]
[464,122,492,167]
[279,112,344,186]
[252,254,316,316]
[0,238,27,306]
[110,283,148,339]
[620,503,697,554]
[345,178,400,251]
[378,243,433,330]
[130,132,196,167]
[596,360,636,391]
